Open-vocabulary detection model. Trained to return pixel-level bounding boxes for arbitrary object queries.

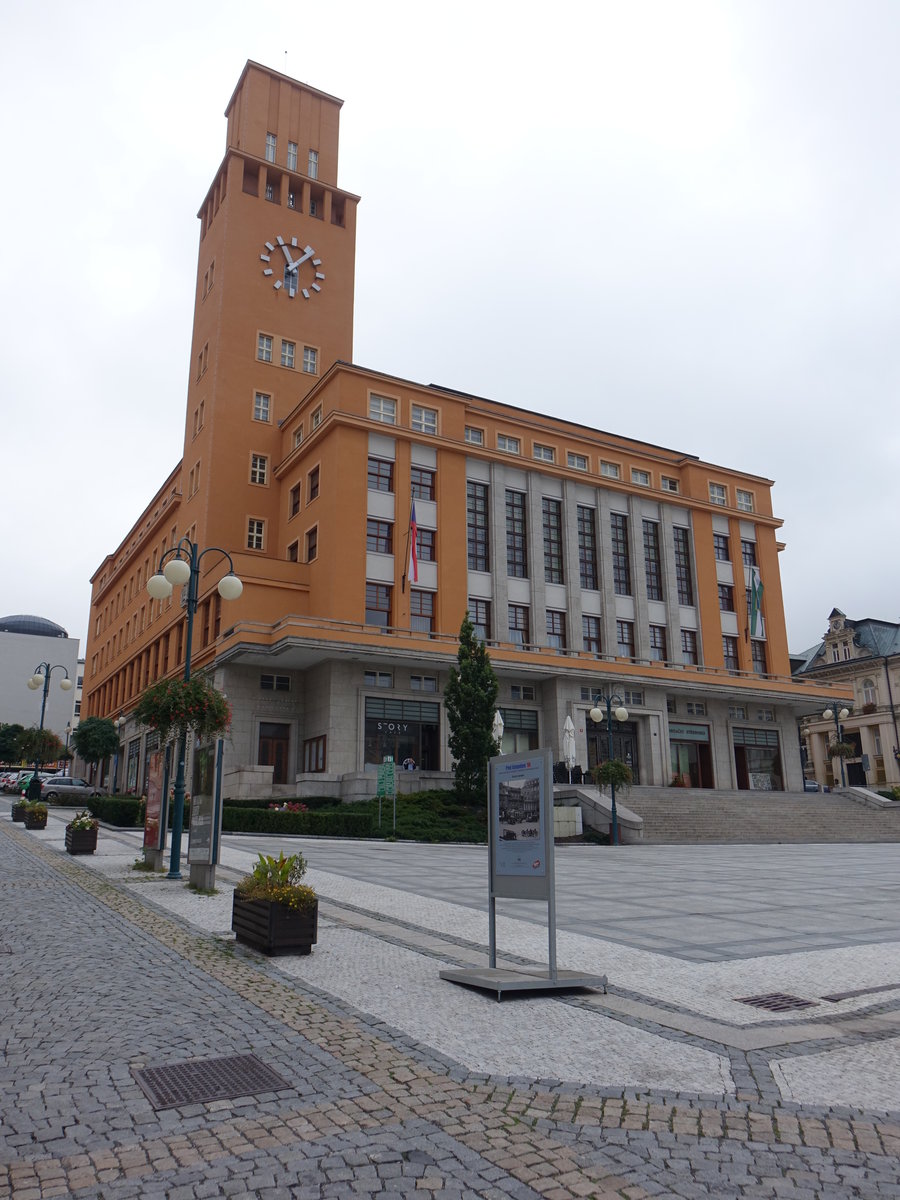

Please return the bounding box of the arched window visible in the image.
[862,679,876,706]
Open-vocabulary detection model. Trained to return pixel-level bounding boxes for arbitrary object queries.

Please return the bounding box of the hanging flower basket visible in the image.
[590,759,633,792]
[827,741,856,759]
[134,676,231,743]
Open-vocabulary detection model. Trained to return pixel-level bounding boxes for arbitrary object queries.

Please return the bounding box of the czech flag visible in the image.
[408,501,418,583]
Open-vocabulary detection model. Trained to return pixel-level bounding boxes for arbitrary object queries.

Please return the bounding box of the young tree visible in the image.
[19,727,64,766]
[0,723,24,764]
[444,613,499,806]
[72,716,120,770]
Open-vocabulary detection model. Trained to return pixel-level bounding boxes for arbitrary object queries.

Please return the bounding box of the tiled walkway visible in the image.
[2,808,900,1198]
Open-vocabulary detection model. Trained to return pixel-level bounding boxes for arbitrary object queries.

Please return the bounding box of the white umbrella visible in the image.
[492,710,504,750]
[562,715,576,783]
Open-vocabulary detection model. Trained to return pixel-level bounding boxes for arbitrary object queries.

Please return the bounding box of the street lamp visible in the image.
[26,663,73,798]
[110,713,125,794]
[589,688,629,846]
[823,703,851,788]
[64,722,72,776]
[147,537,242,879]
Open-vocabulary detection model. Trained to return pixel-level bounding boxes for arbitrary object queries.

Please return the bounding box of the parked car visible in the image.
[41,777,101,801]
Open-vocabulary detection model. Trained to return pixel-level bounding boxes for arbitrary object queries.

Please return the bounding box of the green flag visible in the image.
[749,566,764,637]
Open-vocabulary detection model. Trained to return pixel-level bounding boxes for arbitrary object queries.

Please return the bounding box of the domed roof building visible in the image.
[0,614,69,638]
[0,613,79,745]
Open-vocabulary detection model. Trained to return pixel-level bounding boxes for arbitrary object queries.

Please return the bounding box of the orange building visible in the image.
[83,61,840,798]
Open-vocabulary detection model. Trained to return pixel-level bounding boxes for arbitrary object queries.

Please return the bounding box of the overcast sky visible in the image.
[2,0,898,658]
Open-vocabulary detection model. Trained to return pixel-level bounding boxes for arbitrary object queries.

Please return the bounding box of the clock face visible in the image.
[259,235,325,298]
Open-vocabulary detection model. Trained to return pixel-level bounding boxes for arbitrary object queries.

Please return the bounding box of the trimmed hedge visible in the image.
[88,796,145,827]
[222,807,375,838]
[224,795,337,811]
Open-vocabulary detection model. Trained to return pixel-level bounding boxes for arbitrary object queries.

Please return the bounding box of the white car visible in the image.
[40,777,101,801]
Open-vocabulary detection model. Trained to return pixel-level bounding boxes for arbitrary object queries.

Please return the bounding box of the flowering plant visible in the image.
[134,676,231,743]
[268,801,308,813]
[67,810,99,832]
[234,851,317,912]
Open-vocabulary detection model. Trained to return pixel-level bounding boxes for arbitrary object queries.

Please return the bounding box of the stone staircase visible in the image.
[619,785,900,844]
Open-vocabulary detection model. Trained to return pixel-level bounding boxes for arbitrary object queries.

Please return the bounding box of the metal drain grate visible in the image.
[132,1054,290,1109]
[736,992,818,1013]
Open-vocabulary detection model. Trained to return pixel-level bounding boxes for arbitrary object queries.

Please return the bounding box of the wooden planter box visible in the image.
[11,802,27,823]
[23,811,48,830]
[65,826,98,855]
[232,895,318,956]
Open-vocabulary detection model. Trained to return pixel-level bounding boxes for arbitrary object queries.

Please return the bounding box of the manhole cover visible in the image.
[132,1054,290,1109]
[735,992,818,1013]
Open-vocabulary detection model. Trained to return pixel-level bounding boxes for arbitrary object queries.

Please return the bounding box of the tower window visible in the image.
[253,392,271,422]
[257,334,273,363]
[302,346,318,374]
[265,133,276,163]
[247,519,265,551]
[281,340,295,369]
[287,141,298,171]
[308,149,318,178]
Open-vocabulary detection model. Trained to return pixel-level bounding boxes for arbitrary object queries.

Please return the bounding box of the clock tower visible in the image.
[181,60,359,563]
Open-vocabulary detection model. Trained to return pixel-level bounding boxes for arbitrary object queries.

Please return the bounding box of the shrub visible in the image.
[222,807,375,837]
[88,796,145,827]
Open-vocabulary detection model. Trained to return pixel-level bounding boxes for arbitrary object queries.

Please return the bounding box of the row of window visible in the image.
[709,482,755,512]
[367,519,435,561]
[714,533,757,567]
[265,133,318,179]
[467,484,700,605]
[257,334,318,373]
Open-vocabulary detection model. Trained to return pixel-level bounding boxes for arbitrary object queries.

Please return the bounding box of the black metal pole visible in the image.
[168,541,199,880]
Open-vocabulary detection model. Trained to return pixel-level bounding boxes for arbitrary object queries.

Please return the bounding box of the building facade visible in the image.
[793,609,900,790]
[0,615,80,745]
[81,61,839,798]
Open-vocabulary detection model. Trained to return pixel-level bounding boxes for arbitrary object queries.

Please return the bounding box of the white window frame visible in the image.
[532,443,554,462]
[257,334,273,363]
[302,345,318,374]
[308,149,319,178]
[736,488,754,513]
[497,434,520,454]
[709,482,727,506]
[311,406,323,430]
[600,460,620,479]
[369,394,397,425]
[281,340,295,369]
[465,426,484,446]
[253,392,271,422]
[632,468,651,487]
[411,404,438,435]
[250,454,268,485]
[265,133,277,163]
[661,476,679,493]
[293,425,303,448]
[287,141,298,171]
[567,452,588,471]
[247,518,265,550]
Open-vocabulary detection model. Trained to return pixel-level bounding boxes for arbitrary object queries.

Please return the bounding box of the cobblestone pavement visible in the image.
[2,815,900,1198]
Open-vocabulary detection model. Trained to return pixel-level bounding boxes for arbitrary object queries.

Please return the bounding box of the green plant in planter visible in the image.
[234,852,317,912]
[23,802,48,829]
[827,741,856,759]
[232,852,318,955]
[590,759,633,792]
[67,810,99,833]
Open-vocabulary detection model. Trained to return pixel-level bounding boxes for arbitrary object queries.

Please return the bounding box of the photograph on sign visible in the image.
[493,756,546,878]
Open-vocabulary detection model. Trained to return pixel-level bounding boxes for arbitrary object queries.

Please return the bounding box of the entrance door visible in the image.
[846,760,866,786]
[258,722,290,785]
[587,721,639,783]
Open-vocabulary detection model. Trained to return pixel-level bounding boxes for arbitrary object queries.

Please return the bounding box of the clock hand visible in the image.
[281,244,295,266]
[293,245,314,267]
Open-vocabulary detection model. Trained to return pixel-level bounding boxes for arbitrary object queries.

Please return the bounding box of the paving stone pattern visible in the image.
[2,819,900,1198]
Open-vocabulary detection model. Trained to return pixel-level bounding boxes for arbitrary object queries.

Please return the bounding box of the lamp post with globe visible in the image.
[589,689,629,846]
[823,703,851,788]
[146,539,242,879]
[26,664,74,798]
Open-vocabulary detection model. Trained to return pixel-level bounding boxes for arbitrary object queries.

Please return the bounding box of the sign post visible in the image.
[188,738,225,890]
[441,747,608,1000]
[142,747,169,871]
[376,756,396,832]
